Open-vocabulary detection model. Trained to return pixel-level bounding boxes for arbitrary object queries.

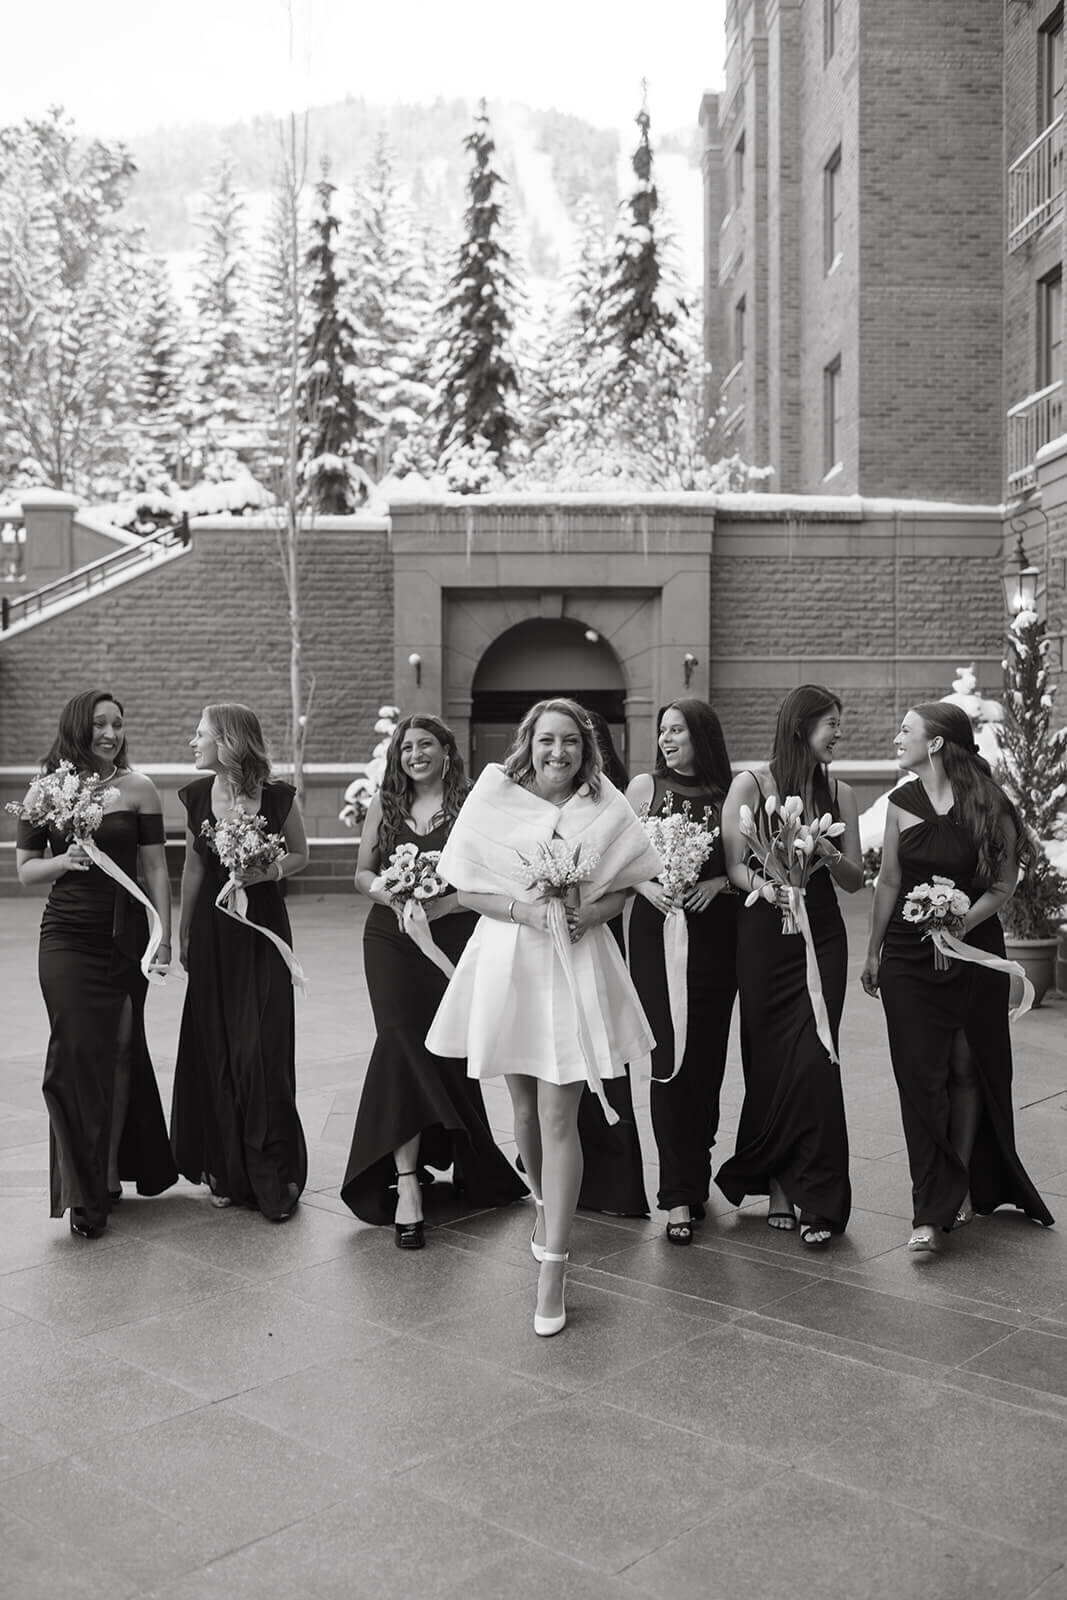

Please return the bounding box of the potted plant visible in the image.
[996,603,1067,1005]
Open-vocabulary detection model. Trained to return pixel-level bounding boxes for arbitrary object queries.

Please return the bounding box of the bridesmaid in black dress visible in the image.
[626,700,738,1243]
[341,714,526,1246]
[15,689,176,1238]
[717,685,864,1247]
[863,702,1054,1252]
[171,703,309,1222]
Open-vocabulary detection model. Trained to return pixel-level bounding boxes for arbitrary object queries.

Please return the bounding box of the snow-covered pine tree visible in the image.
[347,134,436,481]
[435,100,522,477]
[190,155,259,469]
[526,196,607,458]
[300,160,369,514]
[996,597,1067,939]
[126,256,189,490]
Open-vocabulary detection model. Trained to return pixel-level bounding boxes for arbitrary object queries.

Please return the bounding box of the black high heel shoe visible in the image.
[394,1170,425,1250]
[70,1209,104,1240]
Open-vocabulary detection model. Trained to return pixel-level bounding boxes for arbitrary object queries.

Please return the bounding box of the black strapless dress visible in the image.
[626,772,738,1212]
[716,787,851,1231]
[878,781,1054,1231]
[341,818,527,1225]
[170,777,307,1220]
[18,809,177,1229]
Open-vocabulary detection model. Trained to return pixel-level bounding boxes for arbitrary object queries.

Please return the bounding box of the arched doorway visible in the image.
[470,618,627,774]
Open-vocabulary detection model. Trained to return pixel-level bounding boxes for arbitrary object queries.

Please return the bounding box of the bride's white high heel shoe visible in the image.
[534,1251,568,1337]
[530,1196,546,1262]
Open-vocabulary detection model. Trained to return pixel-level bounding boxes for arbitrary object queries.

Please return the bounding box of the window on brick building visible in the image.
[823,0,843,64]
[1038,266,1063,391]
[1040,7,1064,129]
[823,357,842,477]
[733,133,746,209]
[734,295,746,366]
[824,146,843,272]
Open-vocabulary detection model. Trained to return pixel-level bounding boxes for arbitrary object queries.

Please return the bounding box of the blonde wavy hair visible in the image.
[503,698,603,799]
[203,703,272,796]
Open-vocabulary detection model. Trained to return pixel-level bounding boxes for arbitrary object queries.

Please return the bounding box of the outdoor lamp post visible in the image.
[1003,529,1040,615]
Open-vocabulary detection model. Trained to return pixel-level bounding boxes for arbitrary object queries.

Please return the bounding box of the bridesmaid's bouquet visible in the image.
[371,841,449,911]
[6,760,118,840]
[738,794,846,935]
[903,876,971,970]
[639,796,718,899]
[201,814,285,880]
[514,839,599,909]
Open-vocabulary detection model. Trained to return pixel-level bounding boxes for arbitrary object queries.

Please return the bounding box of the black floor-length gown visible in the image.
[171,777,307,1220]
[716,790,851,1231]
[627,772,738,1213]
[341,818,528,1225]
[19,810,177,1230]
[878,782,1054,1232]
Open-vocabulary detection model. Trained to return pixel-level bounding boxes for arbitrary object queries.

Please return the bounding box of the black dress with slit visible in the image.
[340,817,528,1225]
[19,809,177,1229]
[715,785,851,1231]
[170,777,307,1219]
[627,773,738,1212]
[878,781,1054,1231]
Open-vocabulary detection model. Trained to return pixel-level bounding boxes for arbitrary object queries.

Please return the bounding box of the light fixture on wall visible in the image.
[584,628,599,643]
[1002,530,1039,615]
[408,651,422,687]
[683,651,698,689]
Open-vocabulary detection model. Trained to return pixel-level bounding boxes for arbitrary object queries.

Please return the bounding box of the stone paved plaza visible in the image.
[0,892,1065,1600]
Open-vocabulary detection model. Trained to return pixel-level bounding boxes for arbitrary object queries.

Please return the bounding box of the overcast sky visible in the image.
[6,0,727,138]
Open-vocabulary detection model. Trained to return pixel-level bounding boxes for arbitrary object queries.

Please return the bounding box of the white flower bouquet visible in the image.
[515,839,600,908]
[6,759,118,840]
[738,793,846,935]
[201,813,285,879]
[902,875,971,970]
[640,796,718,899]
[371,841,449,912]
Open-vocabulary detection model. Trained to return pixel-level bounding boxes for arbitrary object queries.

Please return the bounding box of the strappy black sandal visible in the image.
[394,1170,425,1250]
[665,1217,693,1246]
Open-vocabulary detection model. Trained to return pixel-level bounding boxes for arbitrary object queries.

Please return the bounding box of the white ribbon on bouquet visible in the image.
[545,896,620,1126]
[929,928,1034,1021]
[401,898,456,979]
[214,877,307,994]
[81,837,166,984]
[787,885,840,1067]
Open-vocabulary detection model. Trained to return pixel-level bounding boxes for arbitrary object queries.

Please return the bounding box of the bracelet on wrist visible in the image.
[507,898,517,923]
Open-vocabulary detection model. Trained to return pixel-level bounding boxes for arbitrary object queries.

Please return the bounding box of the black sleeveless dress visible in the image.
[878,781,1054,1231]
[715,783,851,1231]
[627,772,738,1212]
[170,777,307,1220]
[18,808,177,1229]
[341,817,528,1225]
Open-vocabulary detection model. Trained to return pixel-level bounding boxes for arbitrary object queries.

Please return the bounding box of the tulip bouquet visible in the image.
[371,840,449,914]
[514,839,600,909]
[639,796,719,899]
[738,794,846,936]
[902,875,971,970]
[6,760,119,840]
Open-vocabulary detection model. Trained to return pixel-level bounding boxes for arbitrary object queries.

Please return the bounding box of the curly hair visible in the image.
[911,702,1028,888]
[43,690,131,775]
[653,699,733,804]
[377,715,471,862]
[503,698,603,799]
[769,683,841,821]
[202,703,272,797]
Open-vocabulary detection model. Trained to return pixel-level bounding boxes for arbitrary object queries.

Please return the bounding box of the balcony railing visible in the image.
[720,360,745,438]
[1007,380,1063,492]
[1008,116,1063,251]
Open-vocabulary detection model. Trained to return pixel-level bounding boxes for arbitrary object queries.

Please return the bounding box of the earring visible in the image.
[443,755,450,775]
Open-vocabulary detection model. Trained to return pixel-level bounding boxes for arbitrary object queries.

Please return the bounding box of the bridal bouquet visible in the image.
[201,813,285,880]
[903,875,970,970]
[371,841,449,911]
[639,796,718,899]
[6,760,119,840]
[738,794,846,936]
[515,839,600,906]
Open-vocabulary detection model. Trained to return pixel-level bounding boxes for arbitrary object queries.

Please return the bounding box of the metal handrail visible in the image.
[1,513,189,633]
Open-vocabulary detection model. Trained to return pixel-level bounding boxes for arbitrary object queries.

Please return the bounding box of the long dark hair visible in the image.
[653,699,733,805]
[503,698,604,799]
[769,684,840,820]
[587,709,629,790]
[378,714,471,861]
[912,701,1028,888]
[43,689,131,774]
